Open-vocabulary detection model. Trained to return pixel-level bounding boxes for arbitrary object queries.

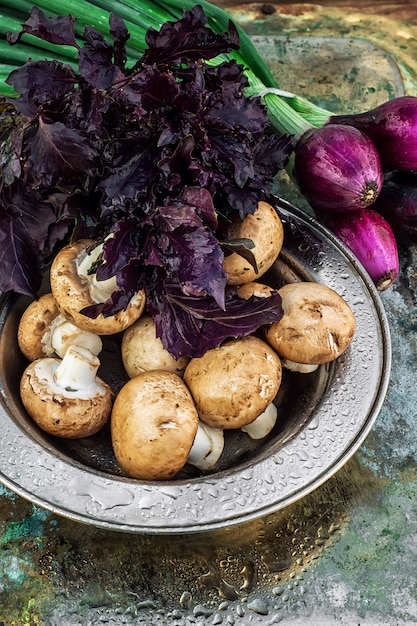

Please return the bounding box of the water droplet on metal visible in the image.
[179,590,192,609]
[247,597,269,615]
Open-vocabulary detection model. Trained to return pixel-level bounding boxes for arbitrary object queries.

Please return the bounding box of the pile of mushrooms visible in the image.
[16,201,356,480]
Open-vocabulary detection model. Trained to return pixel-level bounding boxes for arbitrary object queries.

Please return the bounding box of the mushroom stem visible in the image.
[281,358,319,374]
[77,241,118,304]
[49,315,103,358]
[241,403,278,439]
[187,421,224,470]
[53,345,101,392]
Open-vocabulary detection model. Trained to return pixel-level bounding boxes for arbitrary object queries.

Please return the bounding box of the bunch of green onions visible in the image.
[0,0,332,136]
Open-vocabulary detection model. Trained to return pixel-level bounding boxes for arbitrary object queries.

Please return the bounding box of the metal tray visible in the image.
[0,198,391,534]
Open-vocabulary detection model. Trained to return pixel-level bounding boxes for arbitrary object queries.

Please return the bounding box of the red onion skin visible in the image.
[329,96,417,171]
[293,124,383,213]
[321,208,399,291]
[373,171,417,245]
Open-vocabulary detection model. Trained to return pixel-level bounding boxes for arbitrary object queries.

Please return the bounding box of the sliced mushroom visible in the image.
[111,370,199,480]
[20,345,113,438]
[264,282,355,365]
[121,315,190,378]
[17,293,102,361]
[223,201,284,286]
[50,239,146,335]
[183,335,282,430]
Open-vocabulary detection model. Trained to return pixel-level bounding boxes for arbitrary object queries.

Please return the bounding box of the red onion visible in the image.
[293,124,383,213]
[321,208,399,291]
[329,96,417,171]
[373,170,417,245]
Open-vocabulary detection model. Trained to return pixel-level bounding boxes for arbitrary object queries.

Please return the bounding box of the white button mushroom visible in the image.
[183,335,282,431]
[49,238,146,335]
[20,345,113,438]
[111,370,200,480]
[17,293,102,361]
[121,315,190,378]
[264,282,356,366]
[223,200,284,286]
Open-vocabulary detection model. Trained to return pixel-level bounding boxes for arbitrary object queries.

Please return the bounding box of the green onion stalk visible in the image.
[0,0,333,140]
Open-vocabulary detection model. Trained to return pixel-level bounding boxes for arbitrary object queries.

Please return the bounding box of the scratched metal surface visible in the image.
[1,8,417,626]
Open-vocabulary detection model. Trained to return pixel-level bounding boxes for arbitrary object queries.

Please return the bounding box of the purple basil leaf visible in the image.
[0,218,42,297]
[0,182,57,296]
[97,145,158,212]
[147,283,283,358]
[109,13,129,69]
[178,186,218,231]
[23,117,99,190]
[81,258,147,319]
[155,203,227,307]
[142,5,239,66]
[207,83,268,135]
[220,184,262,219]
[97,218,144,279]
[157,135,198,191]
[207,129,255,188]
[0,103,25,186]
[78,27,118,89]
[6,6,79,49]
[203,60,249,93]
[121,65,180,112]
[6,60,77,106]
[221,238,257,270]
[252,133,295,187]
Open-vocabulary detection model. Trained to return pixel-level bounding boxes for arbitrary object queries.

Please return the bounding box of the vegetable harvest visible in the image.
[1,0,416,296]
[1,6,295,359]
[0,0,411,479]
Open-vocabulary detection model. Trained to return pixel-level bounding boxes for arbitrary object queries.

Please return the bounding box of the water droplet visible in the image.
[247,598,269,615]
[193,604,213,618]
[180,591,192,609]
[68,475,134,510]
[240,562,256,591]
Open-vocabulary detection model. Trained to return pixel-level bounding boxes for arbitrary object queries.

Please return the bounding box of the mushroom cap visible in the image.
[121,315,190,378]
[264,282,356,365]
[183,336,282,429]
[50,239,146,335]
[111,370,199,480]
[20,357,113,438]
[236,281,277,300]
[18,293,59,361]
[223,201,284,286]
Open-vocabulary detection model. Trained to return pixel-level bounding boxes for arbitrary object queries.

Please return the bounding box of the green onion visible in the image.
[0,38,77,68]
[0,0,326,140]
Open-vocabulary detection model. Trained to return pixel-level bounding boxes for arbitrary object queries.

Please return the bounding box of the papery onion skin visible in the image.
[293,125,383,213]
[372,171,417,245]
[321,208,399,291]
[329,96,417,171]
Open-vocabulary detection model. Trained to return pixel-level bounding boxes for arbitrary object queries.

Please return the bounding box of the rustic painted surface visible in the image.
[1,3,417,625]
